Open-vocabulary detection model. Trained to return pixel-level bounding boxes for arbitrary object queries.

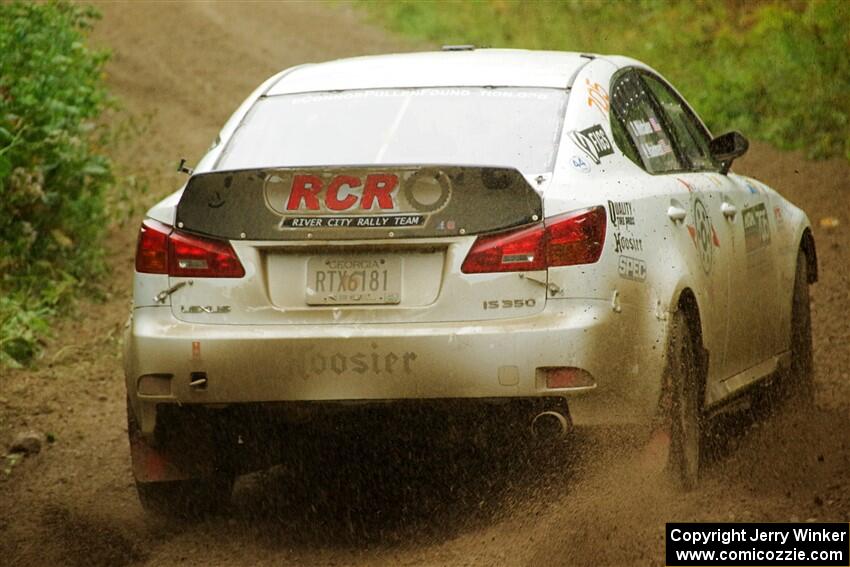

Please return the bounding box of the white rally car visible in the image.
[124,48,816,514]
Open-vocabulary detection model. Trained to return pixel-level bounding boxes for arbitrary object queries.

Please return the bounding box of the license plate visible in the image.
[306,256,401,305]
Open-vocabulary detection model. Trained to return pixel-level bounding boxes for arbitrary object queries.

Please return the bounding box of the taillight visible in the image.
[168,230,245,277]
[459,223,546,273]
[461,206,606,274]
[545,206,607,267]
[134,219,245,278]
[135,219,170,274]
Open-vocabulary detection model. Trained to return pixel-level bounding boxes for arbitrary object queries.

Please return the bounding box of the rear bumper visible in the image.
[124,299,667,435]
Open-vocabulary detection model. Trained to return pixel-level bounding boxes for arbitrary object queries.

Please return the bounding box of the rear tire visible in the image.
[666,310,703,490]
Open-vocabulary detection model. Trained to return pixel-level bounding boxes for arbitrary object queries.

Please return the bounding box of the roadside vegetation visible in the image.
[0,2,113,366]
[360,0,850,161]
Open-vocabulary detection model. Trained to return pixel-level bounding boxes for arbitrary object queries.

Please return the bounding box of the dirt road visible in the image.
[1,2,849,566]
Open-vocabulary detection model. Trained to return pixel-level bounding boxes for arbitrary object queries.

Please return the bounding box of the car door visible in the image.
[609,69,733,392]
[639,72,780,385]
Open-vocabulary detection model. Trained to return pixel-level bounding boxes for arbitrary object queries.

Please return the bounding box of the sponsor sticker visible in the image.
[569,124,614,165]
[264,169,451,231]
[280,346,418,378]
[618,255,647,282]
[629,119,654,137]
[649,116,662,132]
[643,139,673,157]
[743,203,771,253]
[608,200,636,228]
[613,232,643,254]
[279,215,424,229]
[570,155,591,173]
[686,196,720,274]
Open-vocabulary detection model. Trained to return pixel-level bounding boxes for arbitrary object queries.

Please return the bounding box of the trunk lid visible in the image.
[169,166,548,325]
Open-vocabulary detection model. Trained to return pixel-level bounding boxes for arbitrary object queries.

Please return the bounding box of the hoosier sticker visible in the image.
[613,233,643,254]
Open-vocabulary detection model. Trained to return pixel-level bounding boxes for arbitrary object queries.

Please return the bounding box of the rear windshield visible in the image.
[216,88,568,174]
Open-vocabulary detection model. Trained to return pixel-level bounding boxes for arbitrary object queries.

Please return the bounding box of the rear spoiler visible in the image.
[175,165,542,241]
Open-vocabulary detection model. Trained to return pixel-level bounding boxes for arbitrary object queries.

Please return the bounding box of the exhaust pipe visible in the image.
[531,410,570,439]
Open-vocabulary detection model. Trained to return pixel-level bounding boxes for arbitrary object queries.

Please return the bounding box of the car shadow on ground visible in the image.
[189,410,765,550]
[126,401,823,558]
[221,423,588,550]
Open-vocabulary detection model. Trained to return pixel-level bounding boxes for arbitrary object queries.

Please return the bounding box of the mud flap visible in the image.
[127,401,215,483]
[129,431,194,483]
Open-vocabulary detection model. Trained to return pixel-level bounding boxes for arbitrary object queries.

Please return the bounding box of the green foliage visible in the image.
[0,1,113,366]
[359,0,850,160]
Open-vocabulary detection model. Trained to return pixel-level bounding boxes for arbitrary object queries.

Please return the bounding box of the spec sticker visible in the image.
[569,124,614,165]
[743,203,771,253]
[687,196,720,274]
[570,155,591,173]
[608,200,635,228]
[618,256,647,282]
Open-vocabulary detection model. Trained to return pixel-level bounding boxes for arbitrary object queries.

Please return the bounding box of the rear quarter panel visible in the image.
[547,58,742,405]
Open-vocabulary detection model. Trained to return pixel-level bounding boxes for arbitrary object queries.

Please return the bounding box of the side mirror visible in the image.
[709,131,749,174]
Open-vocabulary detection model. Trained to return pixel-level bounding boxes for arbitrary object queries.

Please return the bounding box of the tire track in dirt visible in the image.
[1,3,848,566]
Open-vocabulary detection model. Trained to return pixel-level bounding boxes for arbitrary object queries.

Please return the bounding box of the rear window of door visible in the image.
[640,73,717,171]
[610,70,682,174]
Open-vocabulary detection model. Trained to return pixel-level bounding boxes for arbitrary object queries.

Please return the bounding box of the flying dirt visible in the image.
[1,3,848,566]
